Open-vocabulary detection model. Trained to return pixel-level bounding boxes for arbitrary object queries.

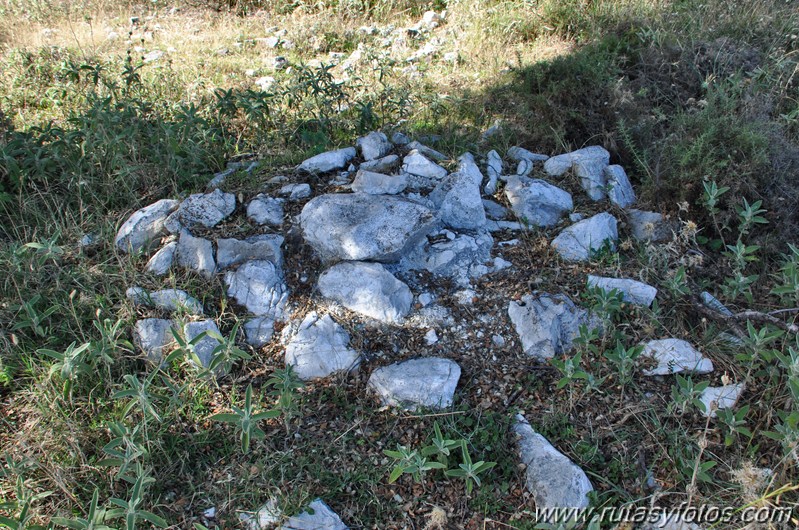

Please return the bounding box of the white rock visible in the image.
[254,76,275,91]
[700,291,733,316]
[544,145,608,178]
[183,320,221,369]
[300,194,437,263]
[241,498,281,529]
[418,293,434,306]
[514,414,593,509]
[402,150,448,186]
[285,312,361,380]
[430,171,486,230]
[224,260,288,318]
[115,199,179,253]
[176,230,216,278]
[216,235,283,270]
[571,146,611,200]
[298,147,357,174]
[279,499,347,530]
[484,150,503,194]
[627,209,674,242]
[456,152,484,187]
[133,318,175,363]
[351,170,407,195]
[243,317,275,348]
[391,132,411,145]
[505,176,573,228]
[170,189,236,229]
[424,329,439,345]
[605,165,636,208]
[318,262,412,323]
[142,50,164,63]
[587,275,657,307]
[145,241,177,275]
[401,230,493,286]
[551,212,618,261]
[356,131,392,161]
[508,293,599,361]
[368,357,460,410]
[278,183,311,200]
[507,146,549,164]
[482,199,508,220]
[126,286,203,315]
[699,383,744,418]
[641,338,714,376]
[247,195,284,226]
[359,154,400,174]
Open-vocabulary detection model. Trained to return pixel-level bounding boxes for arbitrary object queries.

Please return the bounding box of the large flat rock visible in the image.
[285,312,361,380]
[641,338,714,376]
[115,199,179,253]
[300,193,437,263]
[224,260,288,318]
[368,357,461,410]
[505,176,573,228]
[317,261,412,323]
[587,275,657,307]
[551,212,618,261]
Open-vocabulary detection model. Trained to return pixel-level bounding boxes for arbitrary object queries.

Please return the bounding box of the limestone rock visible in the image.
[508,293,599,361]
[587,275,657,307]
[170,189,235,230]
[627,209,674,242]
[482,199,508,220]
[133,318,175,363]
[279,183,311,200]
[605,165,636,208]
[484,150,503,194]
[279,499,347,530]
[351,170,407,195]
[543,146,610,199]
[247,195,284,226]
[126,287,203,315]
[356,131,392,161]
[505,176,573,228]
[145,241,177,276]
[699,383,744,418]
[641,338,714,376]
[430,171,486,230]
[115,199,179,253]
[551,212,618,261]
[318,262,412,323]
[401,230,493,286]
[298,147,356,174]
[368,357,461,410]
[405,141,446,162]
[514,414,593,509]
[184,320,221,369]
[176,230,216,278]
[508,147,549,177]
[300,193,437,263]
[359,154,400,174]
[224,260,288,318]
[285,312,361,380]
[243,317,275,348]
[402,150,448,188]
[216,235,283,270]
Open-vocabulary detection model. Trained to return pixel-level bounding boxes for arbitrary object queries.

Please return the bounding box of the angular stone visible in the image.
[171,189,235,229]
[551,213,618,261]
[402,230,493,286]
[359,154,400,174]
[406,141,446,162]
[368,357,461,410]
[484,150,503,195]
[126,286,203,315]
[507,146,549,164]
[285,313,361,380]
[224,260,288,318]
[514,414,593,509]
[176,230,216,278]
[699,383,744,418]
[700,291,733,316]
[300,194,437,263]
[505,176,573,228]
[627,209,674,243]
[587,275,657,307]
[605,165,636,208]
[247,195,284,226]
[145,241,176,276]
[115,199,179,253]
[351,170,407,195]
[279,499,347,530]
[243,317,275,348]
[391,132,411,146]
[402,151,448,188]
[318,262,412,323]
[133,318,175,363]
[216,235,283,270]
[184,320,221,369]
[456,152,484,187]
[356,131,392,161]
[641,338,714,376]
[543,146,610,200]
[279,183,311,200]
[482,199,508,220]
[509,293,599,361]
[298,147,357,173]
[430,171,486,230]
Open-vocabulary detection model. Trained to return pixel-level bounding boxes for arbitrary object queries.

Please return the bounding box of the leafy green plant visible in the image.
[0,476,52,530]
[51,489,115,530]
[112,372,164,424]
[12,294,58,338]
[550,351,597,391]
[98,422,148,481]
[444,441,497,494]
[38,341,91,399]
[105,467,167,530]
[204,322,252,374]
[421,422,461,466]
[384,445,445,484]
[265,366,305,432]
[209,384,279,454]
[670,374,710,415]
[603,341,643,389]
[715,406,752,447]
